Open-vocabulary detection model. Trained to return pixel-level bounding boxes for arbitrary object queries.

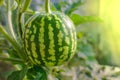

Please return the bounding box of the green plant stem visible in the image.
[0,56,24,64]
[17,0,32,38]
[17,11,23,38]
[0,25,26,61]
[7,0,17,40]
[22,0,32,12]
[45,0,51,13]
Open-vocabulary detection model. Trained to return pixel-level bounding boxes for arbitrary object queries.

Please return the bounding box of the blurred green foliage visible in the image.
[0,0,120,80]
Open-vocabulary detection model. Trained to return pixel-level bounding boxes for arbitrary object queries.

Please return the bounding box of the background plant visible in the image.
[0,0,120,80]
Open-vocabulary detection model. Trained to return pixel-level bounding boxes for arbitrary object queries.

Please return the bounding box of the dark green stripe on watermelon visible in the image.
[52,14,65,66]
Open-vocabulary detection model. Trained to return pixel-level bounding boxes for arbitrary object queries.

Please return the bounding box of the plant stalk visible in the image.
[7,0,17,40]
[0,25,26,61]
[45,0,51,13]
[17,11,23,38]
[0,56,24,64]
[17,0,32,38]
[22,0,32,12]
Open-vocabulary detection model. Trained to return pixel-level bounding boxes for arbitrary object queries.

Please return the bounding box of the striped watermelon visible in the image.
[23,12,77,66]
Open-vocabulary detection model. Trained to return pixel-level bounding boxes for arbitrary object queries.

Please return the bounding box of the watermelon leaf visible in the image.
[52,1,68,11]
[70,14,102,25]
[65,0,84,15]
[27,66,47,80]
[34,72,47,80]
[7,66,28,80]
[53,2,62,11]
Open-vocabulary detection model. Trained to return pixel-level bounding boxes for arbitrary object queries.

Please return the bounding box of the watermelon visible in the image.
[23,12,77,67]
[23,0,77,67]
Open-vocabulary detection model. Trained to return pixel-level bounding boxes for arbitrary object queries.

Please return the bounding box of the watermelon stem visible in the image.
[45,0,51,13]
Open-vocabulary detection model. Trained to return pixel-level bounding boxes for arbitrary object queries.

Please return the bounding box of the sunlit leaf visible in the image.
[70,14,102,25]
